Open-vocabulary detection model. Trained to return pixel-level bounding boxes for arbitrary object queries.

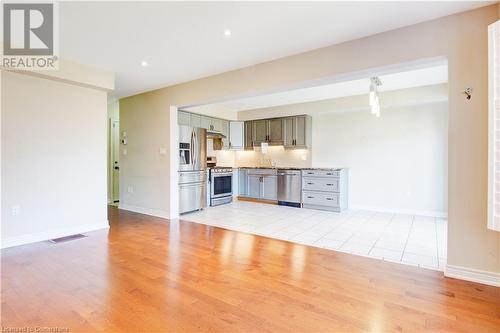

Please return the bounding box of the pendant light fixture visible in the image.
[369,77,382,117]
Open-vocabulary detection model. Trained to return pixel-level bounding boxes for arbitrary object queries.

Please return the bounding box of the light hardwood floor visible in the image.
[1,206,499,332]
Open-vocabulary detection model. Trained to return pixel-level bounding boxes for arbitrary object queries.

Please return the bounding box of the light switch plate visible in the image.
[159,147,167,155]
[12,205,20,216]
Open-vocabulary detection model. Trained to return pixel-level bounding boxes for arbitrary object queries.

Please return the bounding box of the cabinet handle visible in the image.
[326,183,334,186]
[326,198,334,201]
[307,182,313,185]
[307,196,314,199]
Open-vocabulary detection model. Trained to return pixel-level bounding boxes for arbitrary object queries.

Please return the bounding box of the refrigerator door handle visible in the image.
[190,130,195,168]
[193,129,197,169]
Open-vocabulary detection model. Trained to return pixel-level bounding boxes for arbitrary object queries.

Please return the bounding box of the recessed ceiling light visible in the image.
[141,60,148,67]
[223,29,232,37]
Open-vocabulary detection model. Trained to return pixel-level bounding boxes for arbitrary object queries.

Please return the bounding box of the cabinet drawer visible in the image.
[246,169,277,176]
[302,191,339,207]
[302,170,340,178]
[179,171,206,184]
[302,177,339,192]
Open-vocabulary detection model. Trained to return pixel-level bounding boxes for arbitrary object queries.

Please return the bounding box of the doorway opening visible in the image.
[179,60,449,271]
[108,100,120,206]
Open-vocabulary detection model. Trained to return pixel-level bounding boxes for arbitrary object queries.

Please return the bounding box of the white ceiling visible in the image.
[184,65,448,114]
[59,1,492,98]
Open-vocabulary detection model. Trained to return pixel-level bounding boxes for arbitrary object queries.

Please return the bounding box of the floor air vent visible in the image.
[49,234,87,244]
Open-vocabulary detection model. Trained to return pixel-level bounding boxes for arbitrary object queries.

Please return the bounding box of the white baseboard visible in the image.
[118,203,170,219]
[1,221,110,249]
[350,204,447,218]
[445,264,500,287]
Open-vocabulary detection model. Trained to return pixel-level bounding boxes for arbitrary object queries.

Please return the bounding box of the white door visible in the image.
[111,120,120,202]
[229,121,244,149]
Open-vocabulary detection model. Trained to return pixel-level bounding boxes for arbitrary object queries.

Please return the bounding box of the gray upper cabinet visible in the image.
[283,115,312,149]
[253,120,268,145]
[294,115,308,147]
[221,120,230,149]
[229,121,244,150]
[190,113,201,128]
[179,111,310,150]
[210,118,222,132]
[251,118,284,147]
[268,118,284,144]
[244,121,253,150]
[221,120,229,136]
[178,111,191,126]
[283,117,294,147]
[200,116,211,129]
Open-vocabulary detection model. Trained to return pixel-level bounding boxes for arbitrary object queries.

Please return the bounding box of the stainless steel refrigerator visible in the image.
[178,125,207,214]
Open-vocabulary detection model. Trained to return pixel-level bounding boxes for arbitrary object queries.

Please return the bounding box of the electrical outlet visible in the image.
[127,186,133,193]
[123,148,127,155]
[12,205,21,216]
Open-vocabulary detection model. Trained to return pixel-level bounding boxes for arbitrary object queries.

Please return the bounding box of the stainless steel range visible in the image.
[209,167,233,206]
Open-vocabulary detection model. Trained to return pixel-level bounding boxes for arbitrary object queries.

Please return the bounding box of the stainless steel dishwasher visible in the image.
[277,169,302,207]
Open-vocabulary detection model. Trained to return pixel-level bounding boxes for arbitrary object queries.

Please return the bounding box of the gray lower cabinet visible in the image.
[262,175,277,200]
[239,169,277,201]
[238,169,248,196]
[248,175,261,198]
[301,169,348,212]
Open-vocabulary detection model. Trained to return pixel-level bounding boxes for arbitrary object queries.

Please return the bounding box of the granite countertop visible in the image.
[237,166,346,171]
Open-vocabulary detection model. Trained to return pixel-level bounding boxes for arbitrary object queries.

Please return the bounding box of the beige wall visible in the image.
[1,70,110,247]
[120,5,500,274]
[223,98,448,216]
[312,102,448,216]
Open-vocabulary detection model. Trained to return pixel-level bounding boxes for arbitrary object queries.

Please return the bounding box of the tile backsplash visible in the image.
[233,146,311,168]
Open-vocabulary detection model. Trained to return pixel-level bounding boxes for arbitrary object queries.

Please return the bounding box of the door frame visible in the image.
[109,119,120,203]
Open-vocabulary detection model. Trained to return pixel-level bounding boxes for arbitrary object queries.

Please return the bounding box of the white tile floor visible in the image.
[182,201,448,271]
